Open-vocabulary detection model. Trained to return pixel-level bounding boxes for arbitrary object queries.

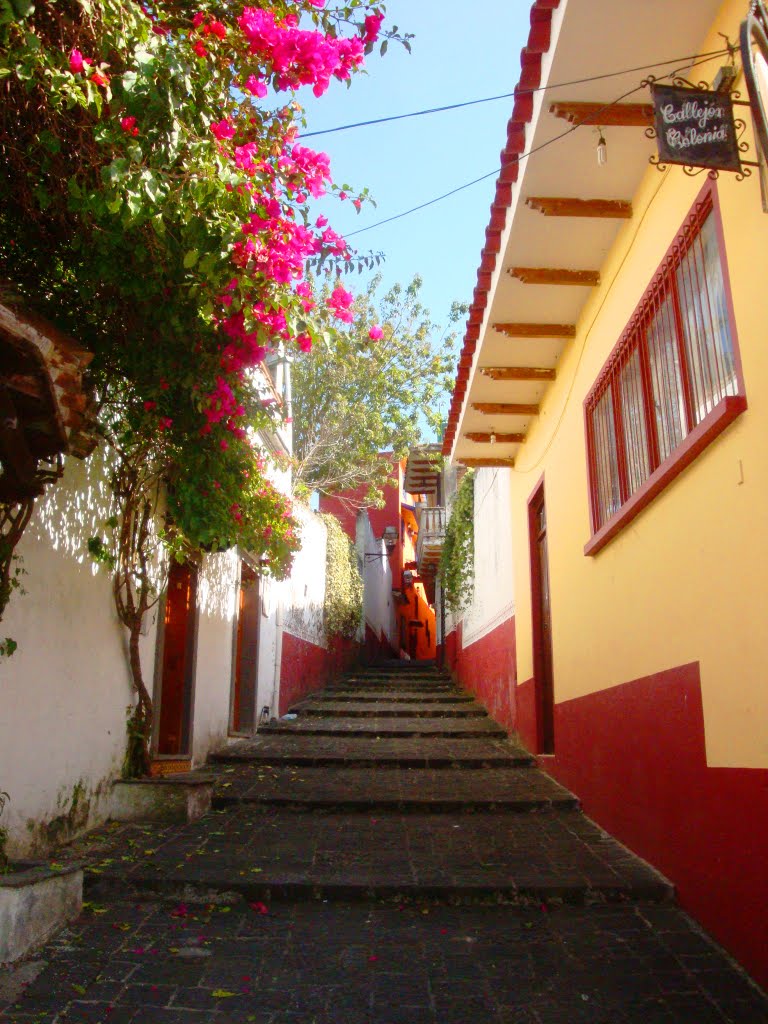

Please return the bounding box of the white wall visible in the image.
[0,451,333,852]
[189,550,240,761]
[0,449,152,857]
[446,467,515,647]
[357,510,394,648]
[248,505,329,720]
[281,504,327,650]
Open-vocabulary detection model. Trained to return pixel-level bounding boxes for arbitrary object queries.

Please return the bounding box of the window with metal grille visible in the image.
[584,184,746,552]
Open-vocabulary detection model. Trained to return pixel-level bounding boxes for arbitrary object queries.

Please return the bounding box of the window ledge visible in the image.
[584,394,747,557]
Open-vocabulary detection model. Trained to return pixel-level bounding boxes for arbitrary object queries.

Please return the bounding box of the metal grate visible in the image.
[586,190,739,533]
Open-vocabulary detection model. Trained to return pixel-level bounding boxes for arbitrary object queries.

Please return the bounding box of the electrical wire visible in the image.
[344,49,730,239]
[300,48,731,139]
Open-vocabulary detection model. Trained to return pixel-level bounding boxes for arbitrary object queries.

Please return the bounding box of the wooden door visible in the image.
[529,484,555,753]
[156,561,198,756]
[232,564,260,733]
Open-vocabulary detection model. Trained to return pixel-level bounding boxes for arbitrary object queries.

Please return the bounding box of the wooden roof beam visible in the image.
[549,101,654,127]
[458,458,515,468]
[509,267,600,286]
[465,432,526,444]
[471,402,540,415]
[481,367,556,382]
[493,322,575,339]
[526,196,633,219]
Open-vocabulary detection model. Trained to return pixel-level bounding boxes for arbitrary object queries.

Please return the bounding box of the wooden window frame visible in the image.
[584,180,747,556]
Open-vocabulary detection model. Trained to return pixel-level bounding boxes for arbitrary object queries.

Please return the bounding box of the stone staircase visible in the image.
[84,662,673,905]
[8,662,766,1024]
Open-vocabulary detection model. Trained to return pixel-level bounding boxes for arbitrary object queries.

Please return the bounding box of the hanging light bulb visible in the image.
[490,430,497,445]
[596,130,608,167]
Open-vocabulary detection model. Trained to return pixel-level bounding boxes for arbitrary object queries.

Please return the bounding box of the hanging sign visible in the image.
[651,84,741,172]
[741,3,768,167]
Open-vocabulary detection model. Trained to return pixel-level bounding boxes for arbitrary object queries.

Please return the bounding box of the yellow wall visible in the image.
[510,0,768,769]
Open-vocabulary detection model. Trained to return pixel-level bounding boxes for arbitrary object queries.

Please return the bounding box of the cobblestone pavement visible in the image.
[2,663,767,1024]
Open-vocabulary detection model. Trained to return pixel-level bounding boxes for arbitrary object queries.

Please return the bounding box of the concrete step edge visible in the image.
[85,874,675,905]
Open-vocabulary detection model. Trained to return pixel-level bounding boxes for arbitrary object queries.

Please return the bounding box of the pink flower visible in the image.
[220,438,229,450]
[338,190,347,200]
[192,39,208,58]
[327,284,355,323]
[69,49,85,73]
[244,74,268,98]
[210,118,236,141]
[209,20,226,39]
[192,11,206,28]
[158,416,173,431]
[120,115,138,133]
[368,325,383,341]
[143,400,156,411]
[353,198,362,210]
[315,215,328,228]
[363,12,384,44]
[297,333,312,353]
[91,70,109,87]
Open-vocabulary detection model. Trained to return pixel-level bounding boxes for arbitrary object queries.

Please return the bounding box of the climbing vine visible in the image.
[320,512,362,639]
[439,470,474,616]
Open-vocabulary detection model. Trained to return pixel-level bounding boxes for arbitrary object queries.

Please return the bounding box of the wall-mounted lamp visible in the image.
[596,129,608,167]
[382,525,398,552]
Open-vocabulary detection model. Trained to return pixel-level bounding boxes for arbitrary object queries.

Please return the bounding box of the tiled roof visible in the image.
[442,0,560,456]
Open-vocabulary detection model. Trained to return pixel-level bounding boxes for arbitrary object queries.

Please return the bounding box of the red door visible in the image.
[232,564,260,733]
[156,561,198,755]
[529,484,555,754]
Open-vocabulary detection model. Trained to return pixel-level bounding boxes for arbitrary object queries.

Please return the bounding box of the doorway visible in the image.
[231,562,260,734]
[528,481,555,754]
[155,560,198,756]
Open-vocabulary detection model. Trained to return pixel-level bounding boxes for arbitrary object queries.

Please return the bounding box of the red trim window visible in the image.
[584,183,746,554]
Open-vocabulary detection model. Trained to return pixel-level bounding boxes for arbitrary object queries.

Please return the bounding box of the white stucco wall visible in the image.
[357,511,394,647]
[0,449,152,857]
[0,448,332,851]
[281,505,327,650]
[189,550,240,761]
[452,467,516,647]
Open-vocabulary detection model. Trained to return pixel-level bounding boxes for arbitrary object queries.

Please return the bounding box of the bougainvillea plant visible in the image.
[0,0,407,768]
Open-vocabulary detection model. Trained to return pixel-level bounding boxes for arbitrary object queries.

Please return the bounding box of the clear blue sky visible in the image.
[298,2,531,332]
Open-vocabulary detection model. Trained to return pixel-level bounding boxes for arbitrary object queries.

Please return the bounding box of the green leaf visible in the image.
[183,249,200,269]
[102,158,129,185]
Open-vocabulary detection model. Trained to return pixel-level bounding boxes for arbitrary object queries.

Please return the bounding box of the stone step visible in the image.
[260,716,508,738]
[312,690,475,703]
[290,701,488,719]
[324,685,455,695]
[212,765,579,813]
[84,808,674,905]
[342,671,450,679]
[330,677,453,687]
[209,735,534,768]
[9,899,767,1024]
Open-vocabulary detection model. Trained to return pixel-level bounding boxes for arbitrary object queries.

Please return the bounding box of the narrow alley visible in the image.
[1,662,765,1024]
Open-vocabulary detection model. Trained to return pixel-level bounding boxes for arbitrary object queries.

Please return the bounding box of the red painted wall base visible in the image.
[537,662,768,989]
[364,622,398,664]
[445,617,517,733]
[279,631,358,714]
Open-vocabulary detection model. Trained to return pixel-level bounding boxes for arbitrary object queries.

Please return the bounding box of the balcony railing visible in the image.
[416,506,446,570]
